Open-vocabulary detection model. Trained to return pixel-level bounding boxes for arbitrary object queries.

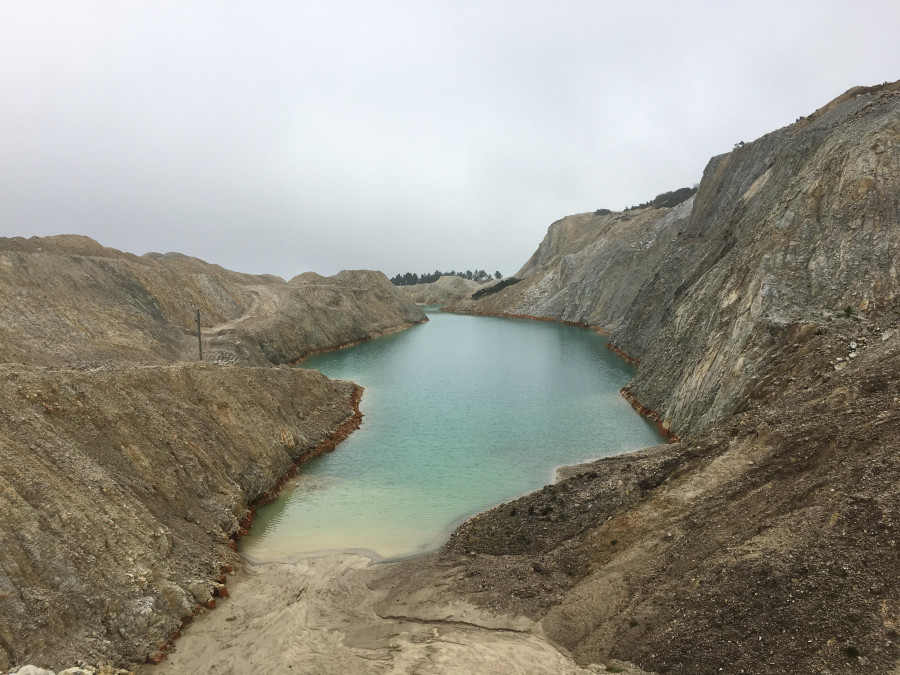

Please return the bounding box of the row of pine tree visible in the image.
[390,269,502,286]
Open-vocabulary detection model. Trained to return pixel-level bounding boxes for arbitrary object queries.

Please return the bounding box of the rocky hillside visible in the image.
[0,237,425,670]
[450,81,900,439]
[395,275,482,305]
[402,81,900,673]
[0,364,360,670]
[0,236,426,368]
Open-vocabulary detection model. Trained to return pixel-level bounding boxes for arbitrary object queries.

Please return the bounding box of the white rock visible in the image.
[13,666,57,675]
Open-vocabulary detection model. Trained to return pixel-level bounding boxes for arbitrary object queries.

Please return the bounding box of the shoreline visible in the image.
[289,318,429,365]
[137,435,666,674]
[439,306,612,335]
[133,550,614,675]
[147,383,365,664]
[620,384,680,442]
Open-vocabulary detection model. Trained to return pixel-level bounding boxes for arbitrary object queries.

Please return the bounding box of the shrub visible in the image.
[650,187,697,208]
[624,186,697,211]
[471,277,521,300]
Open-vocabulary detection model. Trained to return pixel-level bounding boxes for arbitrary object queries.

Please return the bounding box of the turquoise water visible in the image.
[240,308,661,562]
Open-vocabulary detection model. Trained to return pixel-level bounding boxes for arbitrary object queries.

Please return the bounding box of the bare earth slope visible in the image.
[0,235,426,368]
[0,364,359,668]
[0,237,425,670]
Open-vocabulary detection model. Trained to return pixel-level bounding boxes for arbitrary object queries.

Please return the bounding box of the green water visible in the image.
[240,308,661,563]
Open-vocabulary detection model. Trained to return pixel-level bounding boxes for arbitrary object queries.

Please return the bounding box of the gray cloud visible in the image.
[1,1,898,279]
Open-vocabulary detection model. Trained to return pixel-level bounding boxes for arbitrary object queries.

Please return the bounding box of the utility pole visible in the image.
[196,309,203,361]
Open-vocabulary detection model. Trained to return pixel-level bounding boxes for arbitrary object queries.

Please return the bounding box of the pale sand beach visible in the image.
[135,553,615,675]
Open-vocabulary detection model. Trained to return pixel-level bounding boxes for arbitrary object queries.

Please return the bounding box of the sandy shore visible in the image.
[134,552,625,675]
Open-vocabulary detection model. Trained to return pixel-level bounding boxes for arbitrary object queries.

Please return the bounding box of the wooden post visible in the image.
[196,309,203,361]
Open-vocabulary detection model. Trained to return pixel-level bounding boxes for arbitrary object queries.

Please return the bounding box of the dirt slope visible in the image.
[0,235,426,368]
[0,237,425,670]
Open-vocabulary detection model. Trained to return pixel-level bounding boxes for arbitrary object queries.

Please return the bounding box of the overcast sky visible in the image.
[1,2,897,279]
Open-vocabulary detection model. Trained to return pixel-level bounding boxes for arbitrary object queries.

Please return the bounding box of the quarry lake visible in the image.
[240,308,661,563]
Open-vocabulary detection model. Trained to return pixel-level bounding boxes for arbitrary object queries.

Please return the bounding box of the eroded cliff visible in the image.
[406,81,900,673]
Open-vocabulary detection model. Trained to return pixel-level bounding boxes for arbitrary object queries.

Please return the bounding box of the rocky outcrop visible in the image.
[451,81,900,438]
[0,237,424,670]
[6,666,131,675]
[448,202,694,335]
[395,275,482,305]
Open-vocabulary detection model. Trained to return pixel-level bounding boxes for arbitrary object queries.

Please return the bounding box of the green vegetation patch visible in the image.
[472,277,521,300]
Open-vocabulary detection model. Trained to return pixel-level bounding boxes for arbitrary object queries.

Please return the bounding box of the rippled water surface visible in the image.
[240,308,660,562]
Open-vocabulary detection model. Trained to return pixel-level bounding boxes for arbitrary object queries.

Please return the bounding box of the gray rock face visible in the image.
[455,81,900,437]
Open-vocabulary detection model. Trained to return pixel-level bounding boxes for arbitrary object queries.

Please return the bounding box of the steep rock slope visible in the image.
[0,237,425,670]
[450,202,694,333]
[451,81,900,437]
